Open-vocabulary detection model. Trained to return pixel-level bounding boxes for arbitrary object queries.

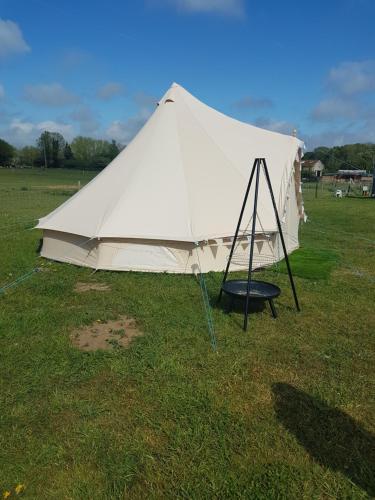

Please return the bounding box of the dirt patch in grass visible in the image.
[74,282,111,293]
[71,316,142,351]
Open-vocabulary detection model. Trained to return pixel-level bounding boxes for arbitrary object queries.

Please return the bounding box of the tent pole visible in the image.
[244,159,261,331]
[261,159,300,312]
[218,158,258,302]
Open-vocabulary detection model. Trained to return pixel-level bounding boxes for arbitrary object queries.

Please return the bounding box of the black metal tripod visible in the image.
[218,158,300,331]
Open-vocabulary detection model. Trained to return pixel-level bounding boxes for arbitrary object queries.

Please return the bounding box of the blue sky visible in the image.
[0,0,375,149]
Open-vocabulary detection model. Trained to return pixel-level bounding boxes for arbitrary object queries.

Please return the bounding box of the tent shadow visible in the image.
[36,238,43,254]
[272,383,375,496]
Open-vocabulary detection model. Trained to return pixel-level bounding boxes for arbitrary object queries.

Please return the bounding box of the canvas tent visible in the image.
[37,83,305,273]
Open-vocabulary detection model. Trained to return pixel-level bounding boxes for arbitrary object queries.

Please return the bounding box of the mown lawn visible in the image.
[0,169,374,499]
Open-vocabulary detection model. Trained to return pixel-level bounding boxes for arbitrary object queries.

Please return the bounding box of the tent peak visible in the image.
[158,82,186,105]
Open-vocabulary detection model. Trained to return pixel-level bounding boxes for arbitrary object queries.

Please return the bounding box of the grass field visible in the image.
[0,168,374,499]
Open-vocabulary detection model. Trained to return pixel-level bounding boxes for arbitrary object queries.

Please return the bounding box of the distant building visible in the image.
[322,170,372,185]
[336,169,367,181]
[301,159,324,178]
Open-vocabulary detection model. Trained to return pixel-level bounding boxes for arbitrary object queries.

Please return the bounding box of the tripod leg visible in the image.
[262,159,300,312]
[244,160,261,331]
[218,159,258,302]
[268,299,277,318]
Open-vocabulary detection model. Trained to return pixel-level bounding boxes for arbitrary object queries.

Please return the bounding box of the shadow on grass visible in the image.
[272,383,375,496]
[213,292,273,329]
[215,295,267,314]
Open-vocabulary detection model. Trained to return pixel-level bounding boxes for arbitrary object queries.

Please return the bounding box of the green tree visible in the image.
[64,142,73,160]
[304,143,375,173]
[71,136,96,163]
[107,139,120,160]
[18,146,40,167]
[70,136,119,168]
[0,138,16,166]
[37,131,66,168]
[37,131,51,168]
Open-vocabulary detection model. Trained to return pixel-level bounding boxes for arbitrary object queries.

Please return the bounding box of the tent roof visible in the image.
[38,83,303,242]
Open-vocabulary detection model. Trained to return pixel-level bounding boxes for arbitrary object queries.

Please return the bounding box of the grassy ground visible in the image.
[0,169,374,499]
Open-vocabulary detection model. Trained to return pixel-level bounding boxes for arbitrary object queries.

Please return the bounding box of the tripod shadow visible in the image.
[214,294,272,329]
[272,383,375,496]
[216,294,266,313]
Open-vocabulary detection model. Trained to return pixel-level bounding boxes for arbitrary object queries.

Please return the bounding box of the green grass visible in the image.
[276,247,339,280]
[0,169,374,499]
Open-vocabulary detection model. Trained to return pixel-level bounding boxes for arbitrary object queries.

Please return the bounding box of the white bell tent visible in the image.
[37,83,304,273]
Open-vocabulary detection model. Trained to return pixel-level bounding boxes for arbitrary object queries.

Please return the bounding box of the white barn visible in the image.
[301,159,324,177]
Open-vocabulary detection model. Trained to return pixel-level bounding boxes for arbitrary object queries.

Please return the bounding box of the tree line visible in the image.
[1,133,374,173]
[304,143,375,173]
[0,132,123,170]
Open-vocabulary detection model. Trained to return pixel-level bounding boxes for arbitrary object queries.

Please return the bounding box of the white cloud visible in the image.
[24,83,78,107]
[159,0,245,16]
[70,106,100,135]
[308,59,375,146]
[37,120,74,139]
[311,97,361,122]
[234,95,273,110]
[96,82,124,100]
[0,19,30,58]
[105,92,156,144]
[304,123,375,150]
[254,117,296,136]
[2,118,74,146]
[133,91,157,108]
[328,60,375,95]
[1,87,158,147]
[0,84,4,99]
[105,113,148,144]
[105,120,131,143]
[61,48,91,70]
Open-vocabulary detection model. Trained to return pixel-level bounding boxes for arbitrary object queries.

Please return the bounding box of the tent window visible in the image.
[165,98,174,103]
